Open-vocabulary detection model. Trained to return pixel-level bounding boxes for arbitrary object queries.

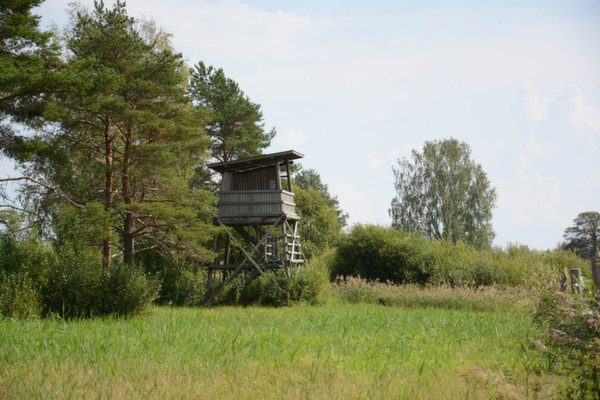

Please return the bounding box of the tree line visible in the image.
[389,138,598,274]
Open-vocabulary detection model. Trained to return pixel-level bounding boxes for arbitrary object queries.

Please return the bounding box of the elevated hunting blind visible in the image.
[204,150,306,304]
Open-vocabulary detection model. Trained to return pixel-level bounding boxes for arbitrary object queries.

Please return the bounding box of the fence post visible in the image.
[592,264,600,292]
[559,270,568,292]
[592,263,600,309]
[569,268,583,296]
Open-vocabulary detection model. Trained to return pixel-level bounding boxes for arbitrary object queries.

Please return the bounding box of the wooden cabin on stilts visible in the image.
[204,150,306,305]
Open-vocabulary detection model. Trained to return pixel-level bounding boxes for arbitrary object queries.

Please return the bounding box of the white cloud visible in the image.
[522,84,549,123]
[126,0,333,64]
[364,151,399,169]
[495,157,561,228]
[564,86,600,146]
[328,175,379,223]
[270,128,307,150]
[524,133,553,161]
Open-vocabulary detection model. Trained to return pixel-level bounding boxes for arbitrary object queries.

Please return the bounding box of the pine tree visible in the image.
[188,61,275,163]
[564,211,599,265]
[4,1,216,269]
[0,0,63,230]
[0,0,58,131]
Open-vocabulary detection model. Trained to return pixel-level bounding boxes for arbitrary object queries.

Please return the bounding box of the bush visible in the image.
[212,249,335,307]
[158,263,206,307]
[43,249,104,318]
[334,225,586,288]
[100,263,159,316]
[0,233,52,319]
[242,273,290,306]
[0,273,42,318]
[534,290,600,398]
[334,225,430,284]
[288,248,334,304]
[0,234,54,286]
[43,250,158,318]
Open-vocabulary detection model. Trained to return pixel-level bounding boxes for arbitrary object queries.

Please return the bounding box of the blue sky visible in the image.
[2,0,599,249]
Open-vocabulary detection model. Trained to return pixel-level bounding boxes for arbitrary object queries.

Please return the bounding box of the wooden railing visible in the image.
[216,190,297,218]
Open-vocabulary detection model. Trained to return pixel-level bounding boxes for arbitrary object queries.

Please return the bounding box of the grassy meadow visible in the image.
[0,303,565,399]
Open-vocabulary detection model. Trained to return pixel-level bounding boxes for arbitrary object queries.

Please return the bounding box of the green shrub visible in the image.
[0,234,53,319]
[0,273,42,318]
[212,249,335,307]
[100,263,159,316]
[288,248,334,304]
[0,234,54,286]
[212,273,245,305]
[156,260,206,307]
[42,250,104,318]
[334,225,431,283]
[43,250,158,318]
[534,290,600,398]
[242,273,290,306]
[334,225,587,288]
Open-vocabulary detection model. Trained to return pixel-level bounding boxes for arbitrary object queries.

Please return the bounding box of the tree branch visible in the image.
[0,176,84,209]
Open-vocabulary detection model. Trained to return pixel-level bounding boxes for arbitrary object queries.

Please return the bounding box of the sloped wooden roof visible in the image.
[208,150,304,173]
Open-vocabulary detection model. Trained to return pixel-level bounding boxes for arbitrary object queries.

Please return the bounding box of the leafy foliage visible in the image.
[390,138,496,249]
[294,186,343,259]
[294,169,348,226]
[42,249,104,318]
[212,250,333,306]
[43,249,158,318]
[140,253,207,307]
[0,273,42,318]
[0,231,54,284]
[4,1,216,269]
[334,224,585,287]
[534,291,600,399]
[291,169,346,259]
[99,263,160,316]
[0,0,60,221]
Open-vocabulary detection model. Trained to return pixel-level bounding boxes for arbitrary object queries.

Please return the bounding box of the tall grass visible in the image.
[332,277,534,312]
[0,305,565,399]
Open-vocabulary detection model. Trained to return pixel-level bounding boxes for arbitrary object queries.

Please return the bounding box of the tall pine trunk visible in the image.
[102,120,114,272]
[123,212,135,266]
[122,129,134,266]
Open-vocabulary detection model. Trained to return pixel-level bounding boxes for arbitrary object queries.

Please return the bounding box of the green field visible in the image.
[0,304,563,399]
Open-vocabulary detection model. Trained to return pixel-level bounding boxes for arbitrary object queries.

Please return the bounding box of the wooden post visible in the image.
[569,268,584,295]
[224,234,231,266]
[285,161,292,191]
[592,264,600,292]
[592,263,600,310]
[559,270,568,292]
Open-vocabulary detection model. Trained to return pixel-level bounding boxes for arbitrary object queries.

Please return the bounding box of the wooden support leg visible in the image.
[205,216,299,306]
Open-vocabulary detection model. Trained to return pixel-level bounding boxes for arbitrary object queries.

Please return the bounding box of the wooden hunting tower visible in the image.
[204,150,306,304]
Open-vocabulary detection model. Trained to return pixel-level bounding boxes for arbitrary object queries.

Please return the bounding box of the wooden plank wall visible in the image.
[232,165,278,191]
[217,190,296,218]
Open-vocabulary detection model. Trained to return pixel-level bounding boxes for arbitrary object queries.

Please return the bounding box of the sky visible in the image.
[3,0,599,249]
